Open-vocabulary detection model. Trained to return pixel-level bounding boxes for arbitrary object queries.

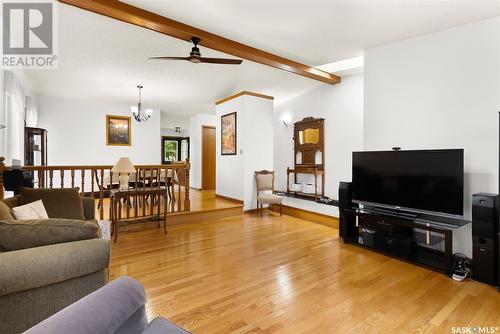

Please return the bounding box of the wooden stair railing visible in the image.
[0,157,191,219]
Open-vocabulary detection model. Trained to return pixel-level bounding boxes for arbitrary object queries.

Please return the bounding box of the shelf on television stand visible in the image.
[341,207,470,276]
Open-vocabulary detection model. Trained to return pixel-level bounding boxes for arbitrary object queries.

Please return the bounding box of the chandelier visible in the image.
[130,85,153,122]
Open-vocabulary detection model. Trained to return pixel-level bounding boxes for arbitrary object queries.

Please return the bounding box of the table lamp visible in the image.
[112,157,136,190]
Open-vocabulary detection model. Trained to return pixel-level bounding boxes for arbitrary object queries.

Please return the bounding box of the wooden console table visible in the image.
[110,187,168,242]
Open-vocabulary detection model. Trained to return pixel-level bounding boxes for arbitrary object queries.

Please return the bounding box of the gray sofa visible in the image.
[0,188,110,334]
[25,276,191,334]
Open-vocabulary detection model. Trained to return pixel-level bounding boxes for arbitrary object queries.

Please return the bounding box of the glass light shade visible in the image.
[130,106,138,115]
[146,109,153,116]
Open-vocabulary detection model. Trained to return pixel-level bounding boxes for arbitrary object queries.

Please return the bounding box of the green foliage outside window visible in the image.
[164,140,178,161]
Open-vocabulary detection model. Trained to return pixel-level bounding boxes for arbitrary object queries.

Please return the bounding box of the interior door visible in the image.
[202,126,216,190]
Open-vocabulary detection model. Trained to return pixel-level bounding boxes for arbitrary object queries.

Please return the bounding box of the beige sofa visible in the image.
[0,188,110,334]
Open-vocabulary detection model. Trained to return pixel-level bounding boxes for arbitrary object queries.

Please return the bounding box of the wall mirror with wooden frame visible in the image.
[294,117,324,166]
[298,128,320,145]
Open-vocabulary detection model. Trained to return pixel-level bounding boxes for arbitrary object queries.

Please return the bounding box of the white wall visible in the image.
[364,17,500,256]
[189,113,217,189]
[216,94,274,210]
[274,74,365,216]
[0,71,6,159]
[242,96,274,209]
[36,94,161,165]
[161,112,190,137]
[215,99,243,199]
[1,70,38,165]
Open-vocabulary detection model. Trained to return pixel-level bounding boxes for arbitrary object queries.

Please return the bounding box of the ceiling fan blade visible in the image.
[200,57,243,65]
[149,56,190,61]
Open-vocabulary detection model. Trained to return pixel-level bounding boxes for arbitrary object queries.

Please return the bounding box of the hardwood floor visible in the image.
[110,213,500,333]
[98,189,242,219]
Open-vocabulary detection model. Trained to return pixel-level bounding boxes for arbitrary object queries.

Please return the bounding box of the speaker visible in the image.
[339,182,353,210]
[498,232,500,291]
[339,182,357,241]
[472,193,498,285]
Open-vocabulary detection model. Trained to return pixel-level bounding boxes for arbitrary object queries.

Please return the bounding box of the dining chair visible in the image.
[255,170,283,218]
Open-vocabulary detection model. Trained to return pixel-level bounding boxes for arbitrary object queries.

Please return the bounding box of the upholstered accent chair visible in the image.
[0,188,110,334]
[24,276,191,334]
[255,170,282,218]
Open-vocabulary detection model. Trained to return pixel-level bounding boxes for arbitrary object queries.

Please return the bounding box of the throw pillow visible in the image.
[19,187,85,220]
[0,201,14,220]
[11,200,49,220]
[0,219,99,251]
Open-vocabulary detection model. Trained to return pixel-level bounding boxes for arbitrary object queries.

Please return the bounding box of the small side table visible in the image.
[110,187,168,242]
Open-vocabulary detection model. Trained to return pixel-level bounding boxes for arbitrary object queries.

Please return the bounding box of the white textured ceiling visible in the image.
[24,4,322,115]
[23,1,500,116]
[122,0,500,65]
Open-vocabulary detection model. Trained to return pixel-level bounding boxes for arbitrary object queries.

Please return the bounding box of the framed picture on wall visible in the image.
[221,112,237,155]
[106,115,131,146]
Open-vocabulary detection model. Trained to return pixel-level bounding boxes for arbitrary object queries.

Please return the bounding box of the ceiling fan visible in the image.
[150,37,243,65]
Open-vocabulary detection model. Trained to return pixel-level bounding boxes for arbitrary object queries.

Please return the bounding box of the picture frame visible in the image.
[106,115,131,146]
[221,112,237,155]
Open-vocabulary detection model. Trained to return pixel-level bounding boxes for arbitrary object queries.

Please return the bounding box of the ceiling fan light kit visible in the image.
[150,37,243,65]
[131,85,153,123]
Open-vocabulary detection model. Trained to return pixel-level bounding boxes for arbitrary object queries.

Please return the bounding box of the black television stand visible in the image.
[367,206,418,219]
[340,207,470,275]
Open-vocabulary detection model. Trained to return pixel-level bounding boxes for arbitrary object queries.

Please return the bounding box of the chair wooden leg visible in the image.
[280,203,283,216]
[260,202,263,218]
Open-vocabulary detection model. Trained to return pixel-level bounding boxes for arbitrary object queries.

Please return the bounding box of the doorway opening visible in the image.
[161,136,189,164]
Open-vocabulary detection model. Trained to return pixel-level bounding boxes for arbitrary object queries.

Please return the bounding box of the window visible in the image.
[164,140,178,162]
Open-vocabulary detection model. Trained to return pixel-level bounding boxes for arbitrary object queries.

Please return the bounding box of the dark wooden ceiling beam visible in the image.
[58,0,341,85]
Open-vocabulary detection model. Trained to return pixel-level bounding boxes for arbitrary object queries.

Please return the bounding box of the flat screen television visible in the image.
[352,149,464,218]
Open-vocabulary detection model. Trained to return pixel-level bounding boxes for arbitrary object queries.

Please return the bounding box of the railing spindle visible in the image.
[91,168,95,197]
[157,168,160,189]
[108,169,113,221]
[177,169,182,211]
[140,168,144,189]
[149,169,154,216]
[60,169,64,188]
[135,168,138,190]
[109,171,113,191]
[37,171,42,189]
[81,169,85,196]
[141,169,146,216]
[99,169,104,220]
[149,168,153,189]
[185,159,190,211]
[71,170,75,188]
[49,170,53,188]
